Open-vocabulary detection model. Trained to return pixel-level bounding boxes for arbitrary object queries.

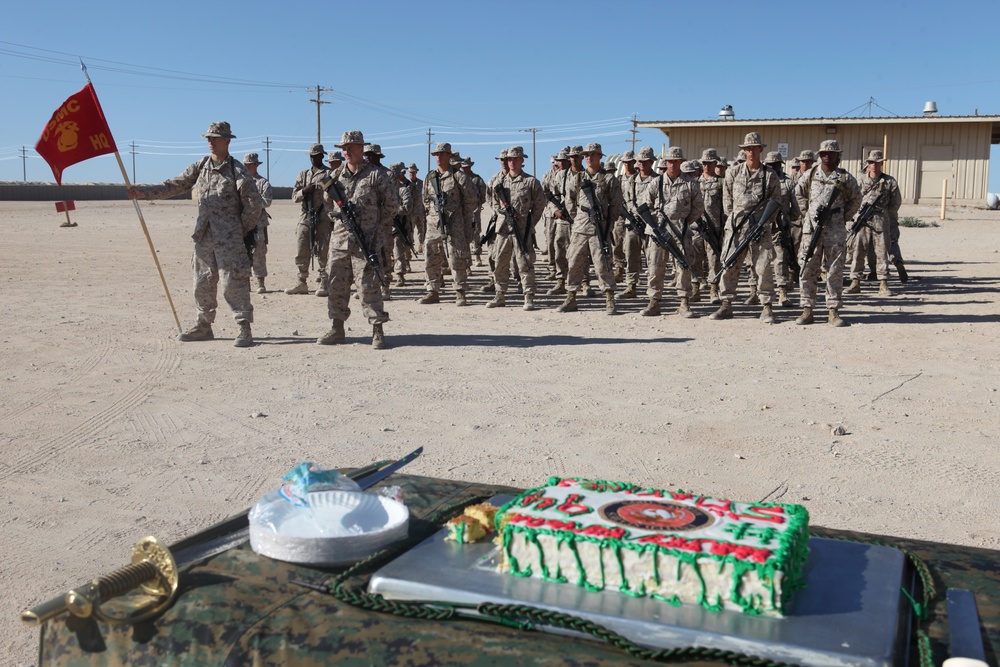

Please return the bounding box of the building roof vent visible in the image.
[718,105,735,121]
[923,101,938,115]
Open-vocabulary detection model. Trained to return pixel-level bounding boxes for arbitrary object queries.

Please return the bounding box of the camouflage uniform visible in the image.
[490,156,546,307]
[390,164,417,281]
[698,151,725,301]
[541,163,561,278]
[464,161,488,264]
[422,145,477,298]
[760,153,802,296]
[322,159,396,326]
[546,149,576,293]
[243,153,272,283]
[643,150,704,312]
[291,147,332,292]
[719,152,781,307]
[794,141,862,318]
[407,165,426,246]
[850,161,901,286]
[134,144,261,330]
[563,144,623,307]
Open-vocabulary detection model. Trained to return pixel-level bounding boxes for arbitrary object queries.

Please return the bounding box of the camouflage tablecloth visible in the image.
[36,474,999,666]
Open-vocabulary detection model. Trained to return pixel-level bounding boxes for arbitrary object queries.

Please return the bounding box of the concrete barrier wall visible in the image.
[0,182,292,201]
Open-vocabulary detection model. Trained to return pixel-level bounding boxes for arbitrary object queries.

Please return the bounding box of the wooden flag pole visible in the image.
[80,60,181,333]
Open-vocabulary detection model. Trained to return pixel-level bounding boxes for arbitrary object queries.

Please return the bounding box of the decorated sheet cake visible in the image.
[495,477,810,616]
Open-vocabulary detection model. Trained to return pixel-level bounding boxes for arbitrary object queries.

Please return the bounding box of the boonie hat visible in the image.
[582,143,603,156]
[242,152,261,164]
[364,144,385,158]
[507,146,527,159]
[664,146,684,161]
[739,132,766,148]
[865,149,885,163]
[407,163,419,172]
[620,150,636,162]
[327,151,344,163]
[700,148,720,163]
[818,139,842,154]
[764,151,784,164]
[636,146,655,162]
[431,142,453,155]
[308,143,325,156]
[202,121,235,139]
[335,131,365,148]
[797,149,816,162]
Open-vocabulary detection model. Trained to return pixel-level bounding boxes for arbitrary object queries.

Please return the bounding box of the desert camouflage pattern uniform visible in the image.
[758,170,802,289]
[548,168,576,284]
[850,172,901,281]
[422,168,477,294]
[292,166,332,284]
[698,172,725,281]
[409,175,426,244]
[136,156,261,326]
[322,163,396,324]
[795,164,862,309]
[367,162,395,280]
[393,179,416,276]
[491,171,546,298]
[644,173,704,302]
[564,169,623,294]
[619,171,647,291]
[250,173,272,279]
[467,171,487,260]
[720,163,781,305]
[541,167,560,275]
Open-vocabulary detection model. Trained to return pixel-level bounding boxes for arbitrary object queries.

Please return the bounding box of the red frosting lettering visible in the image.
[580,525,627,540]
[696,496,739,520]
[557,493,592,515]
[736,506,786,524]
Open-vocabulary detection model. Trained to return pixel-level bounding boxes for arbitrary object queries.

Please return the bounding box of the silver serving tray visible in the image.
[369,500,909,667]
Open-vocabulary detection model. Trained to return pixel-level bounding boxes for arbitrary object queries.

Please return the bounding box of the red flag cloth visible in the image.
[35,83,117,184]
[55,200,76,213]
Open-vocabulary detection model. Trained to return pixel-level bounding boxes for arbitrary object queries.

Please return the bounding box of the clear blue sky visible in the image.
[3,0,1000,189]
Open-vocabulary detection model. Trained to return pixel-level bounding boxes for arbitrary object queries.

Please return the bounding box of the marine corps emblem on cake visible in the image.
[599,500,714,532]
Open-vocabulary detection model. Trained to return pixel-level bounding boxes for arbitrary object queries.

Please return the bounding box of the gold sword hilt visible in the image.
[21,536,178,627]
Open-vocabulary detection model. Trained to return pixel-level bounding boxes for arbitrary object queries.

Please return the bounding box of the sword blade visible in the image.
[946,588,988,663]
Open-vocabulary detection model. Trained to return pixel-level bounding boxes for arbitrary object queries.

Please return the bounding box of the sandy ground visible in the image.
[1,198,998,666]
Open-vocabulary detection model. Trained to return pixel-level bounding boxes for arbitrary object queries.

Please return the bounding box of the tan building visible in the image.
[638,115,1000,205]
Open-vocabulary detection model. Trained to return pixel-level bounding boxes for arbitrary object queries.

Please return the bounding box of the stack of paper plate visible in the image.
[249,490,409,566]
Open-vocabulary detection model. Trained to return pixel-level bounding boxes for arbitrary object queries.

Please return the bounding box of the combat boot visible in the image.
[178,322,214,342]
[604,290,616,315]
[708,301,733,320]
[381,283,391,301]
[640,299,661,316]
[523,294,536,311]
[475,252,483,267]
[393,274,406,287]
[547,280,566,296]
[372,322,387,350]
[256,277,266,294]
[778,287,791,307]
[315,272,329,297]
[690,282,702,302]
[828,308,847,327]
[895,261,909,283]
[878,280,893,297]
[619,283,637,298]
[795,306,814,325]
[455,290,468,307]
[418,291,440,304]
[234,322,253,348]
[583,285,596,298]
[743,285,760,305]
[317,319,346,345]
[285,279,308,295]
[480,281,496,294]
[845,278,861,294]
[677,297,698,319]
[556,292,578,313]
[486,293,506,308]
[614,266,624,282]
[709,283,721,304]
[545,269,557,281]
[760,303,776,324]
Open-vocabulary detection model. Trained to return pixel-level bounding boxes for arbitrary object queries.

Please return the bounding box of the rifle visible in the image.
[580,179,613,273]
[479,210,498,246]
[802,178,844,265]
[320,175,385,285]
[620,206,646,239]
[243,228,257,262]
[695,214,723,257]
[636,203,690,270]
[710,198,782,283]
[392,215,418,257]
[304,195,322,270]
[544,191,571,222]
[775,211,801,278]
[428,172,451,258]
[847,187,891,243]
[493,183,531,256]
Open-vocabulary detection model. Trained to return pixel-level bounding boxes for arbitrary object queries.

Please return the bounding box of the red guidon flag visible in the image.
[35,83,117,184]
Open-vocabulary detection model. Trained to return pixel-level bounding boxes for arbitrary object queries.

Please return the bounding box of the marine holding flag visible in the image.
[128,121,263,348]
[35,83,117,185]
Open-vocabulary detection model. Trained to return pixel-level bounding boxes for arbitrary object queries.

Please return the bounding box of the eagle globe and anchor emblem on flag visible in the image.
[598,499,715,532]
[54,121,82,152]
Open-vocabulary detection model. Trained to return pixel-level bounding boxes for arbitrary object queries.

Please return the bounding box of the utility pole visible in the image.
[308,84,333,145]
[264,136,271,181]
[426,128,433,173]
[20,146,27,181]
[629,114,639,151]
[520,128,539,175]
[130,141,137,182]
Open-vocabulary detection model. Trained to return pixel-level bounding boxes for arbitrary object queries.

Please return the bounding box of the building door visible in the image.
[918,145,954,202]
